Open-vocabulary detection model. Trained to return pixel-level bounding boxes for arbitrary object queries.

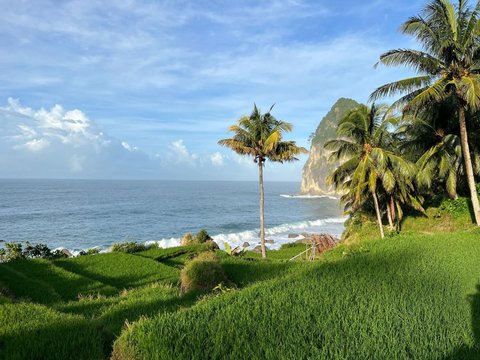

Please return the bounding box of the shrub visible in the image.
[180,233,195,246]
[181,229,214,246]
[195,229,212,243]
[180,252,227,294]
[0,242,25,262]
[79,248,100,256]
[23,242,53,259]
[111,241,147,254]
[439,197,470,218]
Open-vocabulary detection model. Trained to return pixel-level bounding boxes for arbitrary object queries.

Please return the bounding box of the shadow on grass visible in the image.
[443,284,480,360]
[54,258,178,290]
[222,259,295,287]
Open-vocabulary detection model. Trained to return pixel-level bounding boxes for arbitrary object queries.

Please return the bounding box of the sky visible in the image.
[0,0,426,181]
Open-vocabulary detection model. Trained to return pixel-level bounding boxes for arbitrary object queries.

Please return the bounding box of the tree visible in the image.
[218,104,307,258]
[370,0,480,225]
[325,104,422,237]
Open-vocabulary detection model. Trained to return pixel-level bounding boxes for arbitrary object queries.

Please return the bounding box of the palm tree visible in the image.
[326,104,422,237]
[370,0,480,225]
[398,116,463,199]
[325,104,391,238]
[218,104,307,259]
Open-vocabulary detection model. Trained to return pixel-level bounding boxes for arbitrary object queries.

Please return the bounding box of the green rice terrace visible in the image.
[1,201,480,360]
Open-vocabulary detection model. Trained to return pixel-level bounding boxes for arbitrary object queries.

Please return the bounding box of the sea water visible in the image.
[0,179,346,253]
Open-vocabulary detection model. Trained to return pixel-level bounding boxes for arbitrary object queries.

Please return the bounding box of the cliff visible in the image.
[301,98,361,195]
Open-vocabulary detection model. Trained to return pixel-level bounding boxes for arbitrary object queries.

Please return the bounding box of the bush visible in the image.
[111,241,148,254]
[78,248,100,256]
[195,229,213,243]
[0,242,25,262]
[181,229,214,246]
[23,242,52,259]
[180,252,227,294]
[438,197,470,218]
[180,233,195,246]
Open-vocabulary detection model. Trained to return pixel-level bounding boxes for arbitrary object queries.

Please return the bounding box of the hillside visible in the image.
[301,98,361,194]
[113,230,480,359]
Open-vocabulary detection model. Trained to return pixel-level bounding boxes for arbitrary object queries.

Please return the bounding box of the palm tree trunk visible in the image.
[458,106,480,226]
[372,191,385,239]
[386,202,394,231]
[259,160,266,258]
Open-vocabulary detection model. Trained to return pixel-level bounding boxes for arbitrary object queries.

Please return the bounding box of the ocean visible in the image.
[0,179,346,253]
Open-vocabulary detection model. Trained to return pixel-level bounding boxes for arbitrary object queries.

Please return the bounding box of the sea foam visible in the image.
[280,194,338,200]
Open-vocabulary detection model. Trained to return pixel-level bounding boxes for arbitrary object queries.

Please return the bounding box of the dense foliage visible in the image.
[327,0,480,233]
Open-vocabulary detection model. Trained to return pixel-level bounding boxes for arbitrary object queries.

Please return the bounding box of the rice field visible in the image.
[2,231,480,359]
[113,230,480,360]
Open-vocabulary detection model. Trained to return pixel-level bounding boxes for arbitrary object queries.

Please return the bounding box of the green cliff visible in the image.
[301,98,361,194]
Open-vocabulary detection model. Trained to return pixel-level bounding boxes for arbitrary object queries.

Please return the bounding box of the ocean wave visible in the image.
[55,216,347,255]
[280,194,338,200]
[211,216,347,250]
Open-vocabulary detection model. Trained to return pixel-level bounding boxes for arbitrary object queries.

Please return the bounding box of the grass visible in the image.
[113,230,480,359]
[54,252,179,289]
[136,243,217,267]
[3,214,480,359]
[0,251,190,359]
[0,259,117,304]
[0,303,104,360]
[244,243,308,260]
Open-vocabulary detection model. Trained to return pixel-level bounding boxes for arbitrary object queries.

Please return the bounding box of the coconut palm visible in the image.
[325,104,422,237]
[370,0,480,225]
[218,104,307,259]
[397,114,463,199]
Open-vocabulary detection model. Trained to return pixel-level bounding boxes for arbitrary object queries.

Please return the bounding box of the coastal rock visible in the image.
[301,98,361,195]
[242,242,250,248]
[265,239,274,244]
[288,234,299,239]
[252,245,262,253]
[60,249,73,257]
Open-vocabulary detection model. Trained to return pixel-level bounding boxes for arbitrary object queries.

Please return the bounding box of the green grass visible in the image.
[113,230,480,359]
[0,259,117,303]
[244,243,308,260]
[54,252,179,289]
[136,243,216,267]
[0,251,188,359]
[0,303,104,360]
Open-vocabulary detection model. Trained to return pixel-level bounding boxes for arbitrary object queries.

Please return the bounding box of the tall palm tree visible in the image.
[370,0,480,225]
[219,104,307,259]
[325,104,390,238]
[326,104,421,238]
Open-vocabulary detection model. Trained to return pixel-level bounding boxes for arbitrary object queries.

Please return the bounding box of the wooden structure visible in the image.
[289,234,337,261]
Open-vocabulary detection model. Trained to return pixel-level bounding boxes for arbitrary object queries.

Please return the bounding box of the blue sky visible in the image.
[0,0,425,181]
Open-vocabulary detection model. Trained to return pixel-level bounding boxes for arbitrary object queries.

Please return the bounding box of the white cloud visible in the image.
[168,139,198,164]
[121,141,138,152]
[16,138,50,152]
[210,152,224,167]
[233,154,255,168]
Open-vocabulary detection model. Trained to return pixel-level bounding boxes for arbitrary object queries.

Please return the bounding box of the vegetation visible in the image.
[370,0,480,225]
[219,104,307,258]
[180,252,227,293]
[180,229,215,246]
[0,241,67,262]
[112,229,480,359]
[110,241,151,254]
[325,104,424,238]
